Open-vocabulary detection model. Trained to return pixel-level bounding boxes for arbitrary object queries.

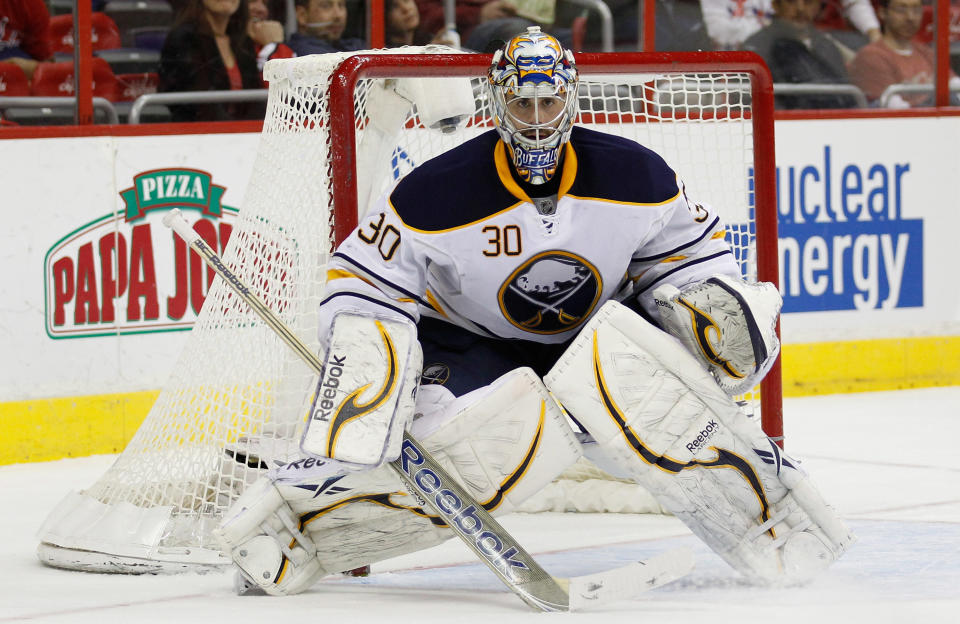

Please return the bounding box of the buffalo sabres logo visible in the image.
[421,363,450,385]
[498,251,602,334]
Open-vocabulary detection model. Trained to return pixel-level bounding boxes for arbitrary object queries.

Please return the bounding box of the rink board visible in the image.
[1,117,959,463]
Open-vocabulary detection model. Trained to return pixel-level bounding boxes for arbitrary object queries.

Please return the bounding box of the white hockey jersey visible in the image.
[319,126,740,345]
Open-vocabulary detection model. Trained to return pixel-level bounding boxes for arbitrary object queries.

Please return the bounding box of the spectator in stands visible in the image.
[386,0,459,47]
[742,0,858,108]
[288,0,365,55]
[248,0,294,72]
[415,0,537,52]
[384,0,420,48]
[701,0,881,50]
[159,0,266,122]
[0,0,52,82]
[848,0,959,107]
[700,0,774,49]
[386,0,421,46]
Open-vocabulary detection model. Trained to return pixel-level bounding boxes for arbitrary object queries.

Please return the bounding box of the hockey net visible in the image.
[37,47,779,572]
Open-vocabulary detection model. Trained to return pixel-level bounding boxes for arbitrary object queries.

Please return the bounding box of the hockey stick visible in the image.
[163,208,692,611]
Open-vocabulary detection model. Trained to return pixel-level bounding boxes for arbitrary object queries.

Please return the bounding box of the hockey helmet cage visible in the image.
[487,26,579,185]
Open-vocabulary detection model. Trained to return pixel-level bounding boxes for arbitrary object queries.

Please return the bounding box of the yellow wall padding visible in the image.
[781,336,960,396]
[2,335,958,465]
[0,391,157,466]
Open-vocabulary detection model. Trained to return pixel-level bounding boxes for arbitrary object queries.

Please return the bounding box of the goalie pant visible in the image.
[214,367,582,595]
[545,300,855,585]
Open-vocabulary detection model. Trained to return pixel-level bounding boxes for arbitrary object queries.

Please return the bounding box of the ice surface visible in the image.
[2,387,958,623]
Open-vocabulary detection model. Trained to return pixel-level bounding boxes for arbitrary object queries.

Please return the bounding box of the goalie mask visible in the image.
[488,26,579,185]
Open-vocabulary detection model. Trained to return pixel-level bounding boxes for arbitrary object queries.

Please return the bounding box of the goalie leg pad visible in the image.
[415,366,583,511]
[654,274,782,395]
[217,367,582,595]
[301,312,423,467]
[545,300,854,585]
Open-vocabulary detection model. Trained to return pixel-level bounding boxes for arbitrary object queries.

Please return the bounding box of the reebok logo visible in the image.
[281,456,327,471]
[313,354,346,422]
[289,473,351,498]
[398,439,529,573]
[685,419,720,453]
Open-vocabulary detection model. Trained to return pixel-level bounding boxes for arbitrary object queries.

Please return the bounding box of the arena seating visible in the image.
[30,58,119,99]
[114,71,159,102]
[0,63,31,97]
[915,3,960,44]
[1,58,119,125]
[2,3,172,124]
[128,26,171,51]
[102,0,174,47]
[48,12,162,75]
[48,12,123,53]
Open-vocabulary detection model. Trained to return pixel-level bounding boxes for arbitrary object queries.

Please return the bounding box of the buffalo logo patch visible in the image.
[421,363,450,385]
[498,251,602,334]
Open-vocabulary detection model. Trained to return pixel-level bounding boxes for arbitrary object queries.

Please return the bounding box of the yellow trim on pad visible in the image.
[1,336,958,465]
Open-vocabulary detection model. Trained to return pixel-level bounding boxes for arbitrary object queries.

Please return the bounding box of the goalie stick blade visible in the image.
[564,547,694,611]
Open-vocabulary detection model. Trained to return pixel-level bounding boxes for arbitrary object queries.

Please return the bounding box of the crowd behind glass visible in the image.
[0,0,957,124]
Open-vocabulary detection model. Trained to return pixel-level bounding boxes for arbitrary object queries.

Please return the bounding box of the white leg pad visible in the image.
[545,300,855,585]
[416,367,583,512]
[215,367,582,595]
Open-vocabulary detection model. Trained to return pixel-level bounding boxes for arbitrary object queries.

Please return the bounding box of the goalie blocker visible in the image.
[301,312,422,467]
[545,300,854,585]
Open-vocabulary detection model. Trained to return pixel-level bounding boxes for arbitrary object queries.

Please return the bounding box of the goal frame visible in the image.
[326,51,783,443]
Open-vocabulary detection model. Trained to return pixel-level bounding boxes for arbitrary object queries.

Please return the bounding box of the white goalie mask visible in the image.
[487,27,579,185]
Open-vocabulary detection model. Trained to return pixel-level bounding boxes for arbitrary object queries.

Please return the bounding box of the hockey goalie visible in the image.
[214,27,855,595]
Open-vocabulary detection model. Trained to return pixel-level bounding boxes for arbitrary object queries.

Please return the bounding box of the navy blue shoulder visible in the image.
[389,130,520,231]
[566,126,680,204]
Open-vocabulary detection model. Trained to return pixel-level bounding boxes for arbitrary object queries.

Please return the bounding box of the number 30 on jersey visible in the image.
[358,213,401,261]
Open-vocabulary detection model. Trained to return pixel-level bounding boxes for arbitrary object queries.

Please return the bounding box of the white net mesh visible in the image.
[38,48,772,569]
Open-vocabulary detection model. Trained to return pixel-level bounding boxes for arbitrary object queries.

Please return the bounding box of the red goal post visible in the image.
[325,51,782,443]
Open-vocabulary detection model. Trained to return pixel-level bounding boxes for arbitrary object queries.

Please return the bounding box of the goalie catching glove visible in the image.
[654,274,781,396]
[545,300,854,585]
